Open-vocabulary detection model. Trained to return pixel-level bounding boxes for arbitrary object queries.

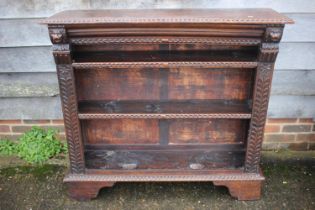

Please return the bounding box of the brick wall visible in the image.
[263,118,315,151]
[0,118,314,151]
[0,119,65,141]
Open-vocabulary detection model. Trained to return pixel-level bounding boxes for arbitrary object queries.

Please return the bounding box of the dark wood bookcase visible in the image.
[42,9,293,201]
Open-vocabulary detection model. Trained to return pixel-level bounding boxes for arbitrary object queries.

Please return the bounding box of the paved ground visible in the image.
[0,151,314,210]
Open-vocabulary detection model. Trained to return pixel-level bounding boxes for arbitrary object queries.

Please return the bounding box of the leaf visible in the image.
[16,126,67,164]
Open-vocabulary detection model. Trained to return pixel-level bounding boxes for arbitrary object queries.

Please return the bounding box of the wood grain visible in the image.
[168,68,254,100]
[85,149,245,170]
[75,67,254,101]
[78,100,251,114]
[41,9,293,24]
[83,119,159,144]
[75,68,161,101]
[169,119,248,144]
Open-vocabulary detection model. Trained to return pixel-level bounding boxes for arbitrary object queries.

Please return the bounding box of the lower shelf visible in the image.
[84,148,245,170]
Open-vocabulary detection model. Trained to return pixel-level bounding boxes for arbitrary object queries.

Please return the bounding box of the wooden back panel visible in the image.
[75,68,254,101]
[82,119,248,145]
[83,119,159,144]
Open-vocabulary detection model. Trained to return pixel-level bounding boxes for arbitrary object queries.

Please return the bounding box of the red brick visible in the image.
[296,134,315,142]
[264,134,295,142]
[0,120,22,124]
[282,125,312,132]
[51,119,64,124]
[0,134,21,141]
[23,120,51,124]
[288,142,308,151]
[11,126,33,133]
[41,125,65,133]
[12,125,65,133]
[278,142,309,151]
[278,143,289,150]
[264,125,280,133]
[298,118,314,123]
[262,143,279,151]
[267,118,297,124]
[0,125,10,133]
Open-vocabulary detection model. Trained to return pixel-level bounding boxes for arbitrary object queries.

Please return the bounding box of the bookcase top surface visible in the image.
[42,9,293,25]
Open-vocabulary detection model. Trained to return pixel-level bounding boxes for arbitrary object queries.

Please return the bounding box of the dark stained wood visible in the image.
[75,68,255,101]
[44,9,292,201]
[245,44,278,173]
[50,26,85,174]
[72,42,260,52]
[72,61,258,69]
[82,119,159,144]
[42,9,293,25]
[84,143,246,151]
[67,181,115,201]
[168,68,254,100]
[73,49,258,62]
[78,100,251,114]
[75,68,161,101]
[82,168,259,176]
[159,120,169,145]
[169,119,248,144]
[213,180,262,200]
[84,149,245,170]
[67,28,265,38]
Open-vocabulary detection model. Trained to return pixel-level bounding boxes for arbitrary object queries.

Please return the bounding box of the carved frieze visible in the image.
[70,37,261,46]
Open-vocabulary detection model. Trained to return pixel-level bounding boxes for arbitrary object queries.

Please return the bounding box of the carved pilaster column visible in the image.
[49,25,85,174]
[244,26,283,173]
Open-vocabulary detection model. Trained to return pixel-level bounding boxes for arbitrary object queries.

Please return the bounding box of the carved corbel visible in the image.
[48,25,67,44]
[48,25,72,64]
[264,27,283,42]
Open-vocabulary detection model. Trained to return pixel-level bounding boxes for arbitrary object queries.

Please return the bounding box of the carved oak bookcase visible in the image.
[42,9,293,201]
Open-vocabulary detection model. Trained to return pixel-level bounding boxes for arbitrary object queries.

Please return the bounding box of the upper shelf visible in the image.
[72,61,258,69]
[78,100,252,119]
[41,9,293,25]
